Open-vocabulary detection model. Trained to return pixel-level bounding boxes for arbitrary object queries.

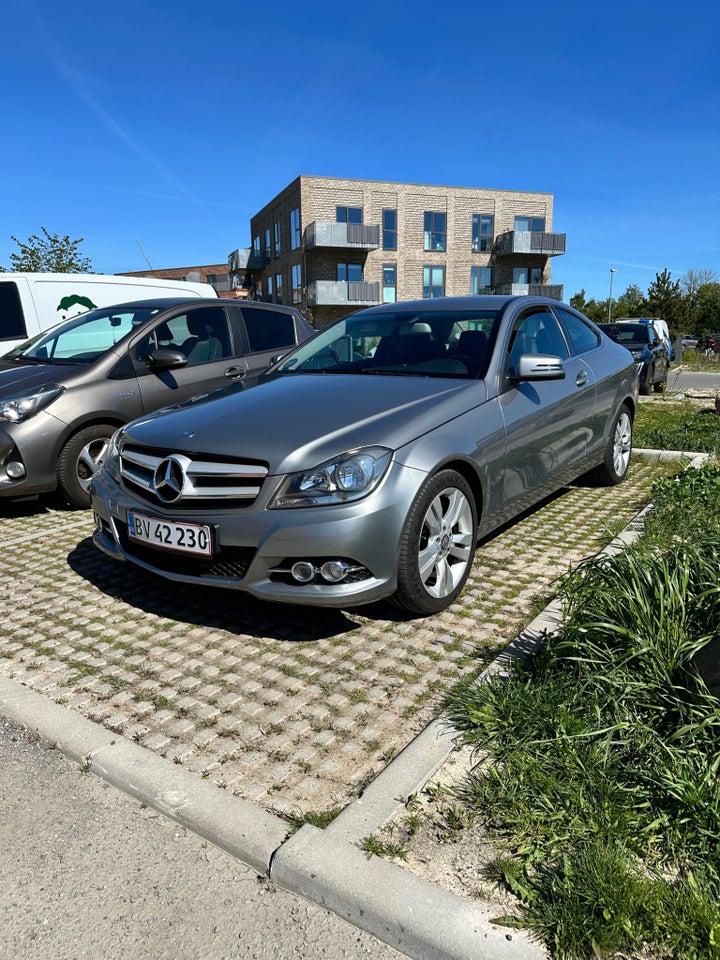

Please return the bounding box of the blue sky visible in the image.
[2,0,718,302]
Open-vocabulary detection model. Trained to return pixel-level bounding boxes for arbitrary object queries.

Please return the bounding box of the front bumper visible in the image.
[90,461,425,608]
[0,414,65,499]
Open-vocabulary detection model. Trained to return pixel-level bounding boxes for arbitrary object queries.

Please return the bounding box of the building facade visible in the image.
[233,175,566,326]
[119,262,251,299]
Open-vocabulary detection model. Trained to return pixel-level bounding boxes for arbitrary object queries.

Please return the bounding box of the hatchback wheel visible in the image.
[57,424,114,509]
[588,405,633,486]
[392,470,477,616]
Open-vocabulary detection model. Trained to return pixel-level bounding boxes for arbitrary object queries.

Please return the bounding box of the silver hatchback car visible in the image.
[90,296,638,616]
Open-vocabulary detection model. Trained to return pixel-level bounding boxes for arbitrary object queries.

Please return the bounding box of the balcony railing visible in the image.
[307,280,381,307]
[494,283,564,299]
[493,231,566,257]
[305,221,380,251]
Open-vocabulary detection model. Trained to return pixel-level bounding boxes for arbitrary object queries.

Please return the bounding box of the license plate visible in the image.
[127,511,212,556]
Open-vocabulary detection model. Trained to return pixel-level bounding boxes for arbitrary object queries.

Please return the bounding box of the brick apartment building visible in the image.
[119,262,251,299]
[231,175,566,326]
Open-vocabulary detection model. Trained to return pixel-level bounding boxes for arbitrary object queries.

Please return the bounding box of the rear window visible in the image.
[0,282,28,341]
[242,306,296,352]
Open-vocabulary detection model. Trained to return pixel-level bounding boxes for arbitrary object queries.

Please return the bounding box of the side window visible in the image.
[143,307,232,366]
[555,307,600,355]
[0,282,27,341]
[241,306,296,353]
[507,310,569,374]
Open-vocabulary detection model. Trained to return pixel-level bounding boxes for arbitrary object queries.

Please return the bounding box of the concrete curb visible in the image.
[0,677,288,876]
[271,825,542,960]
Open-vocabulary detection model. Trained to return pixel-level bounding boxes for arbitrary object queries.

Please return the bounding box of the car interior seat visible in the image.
[181,314,224,364]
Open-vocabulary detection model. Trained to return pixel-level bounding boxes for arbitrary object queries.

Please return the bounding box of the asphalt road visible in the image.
[668,367,720,393]
[0,715,403,960]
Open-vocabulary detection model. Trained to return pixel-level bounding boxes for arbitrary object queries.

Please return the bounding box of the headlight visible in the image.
[0,384,65,423]
[271,446,392,508]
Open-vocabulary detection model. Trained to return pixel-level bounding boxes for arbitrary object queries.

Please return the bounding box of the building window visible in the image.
[382,209,397,250]
[471,266,492,295]
[253,236,261,259]
[275,273,283,304]
[514,216,545,233]
[336,206,363,224]
[264,228,271,259]
[290,208,301,250]
[383,264,397,303]
[274,221,281,257]
[423,211,446,252]
[472,214,494,252]
[512,267,543,285]
[292,263,302,304]
[337,263,363,282]
[423,265,445,298]
[266,275,273,300]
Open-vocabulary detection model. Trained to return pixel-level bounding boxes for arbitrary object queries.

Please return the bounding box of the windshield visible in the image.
[275,308,500,379]
[7,304,163,364]
[599,323,649,346]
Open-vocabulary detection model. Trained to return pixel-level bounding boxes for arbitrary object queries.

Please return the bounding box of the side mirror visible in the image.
[510,353,566,382]
[148,347,187,370]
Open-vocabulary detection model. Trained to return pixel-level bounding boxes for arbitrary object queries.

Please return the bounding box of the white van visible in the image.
[0,273,218,353]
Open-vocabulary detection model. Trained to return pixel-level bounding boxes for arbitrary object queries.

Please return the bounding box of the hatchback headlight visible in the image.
[0,384,65,423]
[271,446,392,508]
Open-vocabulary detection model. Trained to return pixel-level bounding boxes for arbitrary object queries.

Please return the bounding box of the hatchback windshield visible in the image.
[7,305,163,364]
[276,308,500,379]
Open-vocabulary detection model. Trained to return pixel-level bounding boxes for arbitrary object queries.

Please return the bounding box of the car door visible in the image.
[237,305,305,384]
[133,304,244,413]
[496,307,597,519]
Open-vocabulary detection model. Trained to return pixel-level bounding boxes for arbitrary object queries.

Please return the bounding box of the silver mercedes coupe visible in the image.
[90,296,637,616]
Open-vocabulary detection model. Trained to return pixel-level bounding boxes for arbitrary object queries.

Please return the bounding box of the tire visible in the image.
[640,364,653,395]
[588,405,633,486]
[391,470,477,616]
[56,424,114,509]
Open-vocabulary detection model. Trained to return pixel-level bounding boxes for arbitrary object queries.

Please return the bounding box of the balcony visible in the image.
[305,221,380,251]
[493,231,566,257]
[307,280,381,307]
[494,283,564,299]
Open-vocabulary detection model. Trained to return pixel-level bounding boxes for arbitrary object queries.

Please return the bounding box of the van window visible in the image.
[0,282,28,341]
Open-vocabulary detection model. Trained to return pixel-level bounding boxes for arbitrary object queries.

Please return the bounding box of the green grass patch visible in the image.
[634,399,720,455]
[443,536,720,959]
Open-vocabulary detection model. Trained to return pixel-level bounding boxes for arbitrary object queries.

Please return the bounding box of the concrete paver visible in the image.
[1,459,675,820]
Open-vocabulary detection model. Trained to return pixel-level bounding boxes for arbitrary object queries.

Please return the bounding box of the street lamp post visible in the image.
[608,268,617,323]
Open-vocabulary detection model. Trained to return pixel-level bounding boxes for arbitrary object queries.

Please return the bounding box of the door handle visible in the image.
[575,371,588,387]
[224,366,247,379]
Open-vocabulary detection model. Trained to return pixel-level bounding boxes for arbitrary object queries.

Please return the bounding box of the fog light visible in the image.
[291,561,316,583]
[320,560,350,583]
[5,461,26,480]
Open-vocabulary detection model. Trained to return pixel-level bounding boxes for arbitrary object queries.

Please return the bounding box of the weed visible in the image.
[360,834,408,861]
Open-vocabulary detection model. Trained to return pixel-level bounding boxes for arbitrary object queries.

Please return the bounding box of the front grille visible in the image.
[116,520,254,580]
[119,442,268,510]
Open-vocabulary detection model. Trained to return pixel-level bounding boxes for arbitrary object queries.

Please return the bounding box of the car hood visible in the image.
[0,359,81,393]
[124,373,488,475]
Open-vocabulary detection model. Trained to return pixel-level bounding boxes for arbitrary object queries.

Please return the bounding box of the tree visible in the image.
[695,282,720,334]
[680,268,719,332]
[646,268,683,333]
[1,227,92,273]
[614,284,646,317]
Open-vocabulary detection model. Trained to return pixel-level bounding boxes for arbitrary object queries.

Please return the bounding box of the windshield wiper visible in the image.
[10,354,53,364]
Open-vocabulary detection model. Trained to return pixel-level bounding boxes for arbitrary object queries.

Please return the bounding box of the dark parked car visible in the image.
[0,298,314,507]
[598,321,669,394]
[90,296,638,616]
